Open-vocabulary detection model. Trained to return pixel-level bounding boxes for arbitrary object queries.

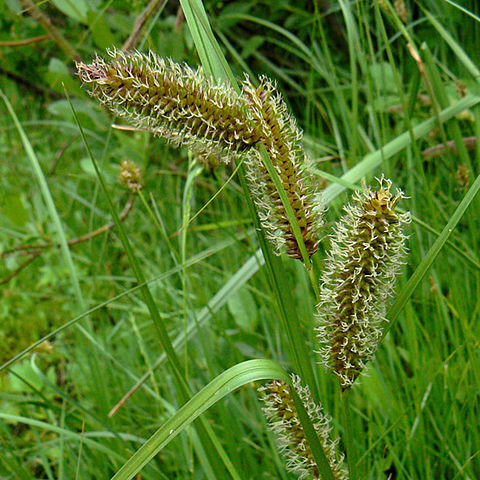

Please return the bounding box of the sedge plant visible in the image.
[77,49,410,479]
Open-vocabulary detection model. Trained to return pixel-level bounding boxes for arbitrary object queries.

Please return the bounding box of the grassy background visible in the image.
[1,0,479,478]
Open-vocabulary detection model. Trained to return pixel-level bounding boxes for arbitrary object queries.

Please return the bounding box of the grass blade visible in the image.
[111,359,337,480]
[386,171,480,334]
[111,359,288,479]
[322,95,480,204]
[425,10,480,80]
[179,0,235,83]
[0,237,241,373]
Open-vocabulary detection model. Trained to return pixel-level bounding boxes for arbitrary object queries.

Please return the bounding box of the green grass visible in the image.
[1,0,479,479]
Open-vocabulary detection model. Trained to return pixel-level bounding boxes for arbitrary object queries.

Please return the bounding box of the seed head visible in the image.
[454,79,467,98]
[76,49,260,162]
[455,163,470,191]
[119,160,143,192]
[259,375,348,480]
[394,0,409,23]
[316,178,410,388]
[77,51,324,259]
[242,76,324,259]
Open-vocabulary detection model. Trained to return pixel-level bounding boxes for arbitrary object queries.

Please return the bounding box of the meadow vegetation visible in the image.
[1,1,479,478]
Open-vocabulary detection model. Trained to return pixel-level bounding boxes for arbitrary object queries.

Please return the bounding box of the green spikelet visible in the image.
[316,178,410,389]
[76,49,260,162]
[119,159,142,192]
[259,376,348,480]
[242,76,324,259]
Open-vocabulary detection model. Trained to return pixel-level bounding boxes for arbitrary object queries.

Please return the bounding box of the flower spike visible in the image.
[242,76,324,259]
[316,177,410,389]
[76,49,260,162]
[259,375,348,480]
[77,50,324,260]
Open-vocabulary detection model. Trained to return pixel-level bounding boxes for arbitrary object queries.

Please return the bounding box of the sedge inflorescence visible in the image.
[316,178,410,388]
[76,50,324,261]
[259,376,348,480]
[119,159,143,192]
[76,49,260,163]
[242,76,323,259]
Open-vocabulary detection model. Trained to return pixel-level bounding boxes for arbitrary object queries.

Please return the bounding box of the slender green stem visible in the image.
[341,389,359,480]
[307,264,321,302]
[138,190,180,265]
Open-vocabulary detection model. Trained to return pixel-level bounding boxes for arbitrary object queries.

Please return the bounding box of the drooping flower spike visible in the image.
[259,375,348,480]
[77,50,324,260]
[243,76,324,259]
[76,49,261,162]
[316,177,410,389]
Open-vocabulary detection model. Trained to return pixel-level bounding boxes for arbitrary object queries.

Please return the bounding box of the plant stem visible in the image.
[307,263,321,302]
[18,0,80,61]
[341,389,359,480]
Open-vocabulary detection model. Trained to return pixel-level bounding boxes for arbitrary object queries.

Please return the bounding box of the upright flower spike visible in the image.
[259,375,348,480]
[316,178,410,389]
[76,49,260,162]
[242,76,324,260]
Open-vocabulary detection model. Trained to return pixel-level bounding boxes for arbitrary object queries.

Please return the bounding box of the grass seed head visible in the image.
[119,160,143,192]
[242,76,324,260]
[78,51,324,260]
[455,163,470,191]
[394,0,409,23]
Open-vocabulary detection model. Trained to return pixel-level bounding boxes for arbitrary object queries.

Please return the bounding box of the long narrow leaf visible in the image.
[111,360,336,480]
[0,414,125,462]
[111,360,289,479]
[386,171,480,334]
[425,11,480,80]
